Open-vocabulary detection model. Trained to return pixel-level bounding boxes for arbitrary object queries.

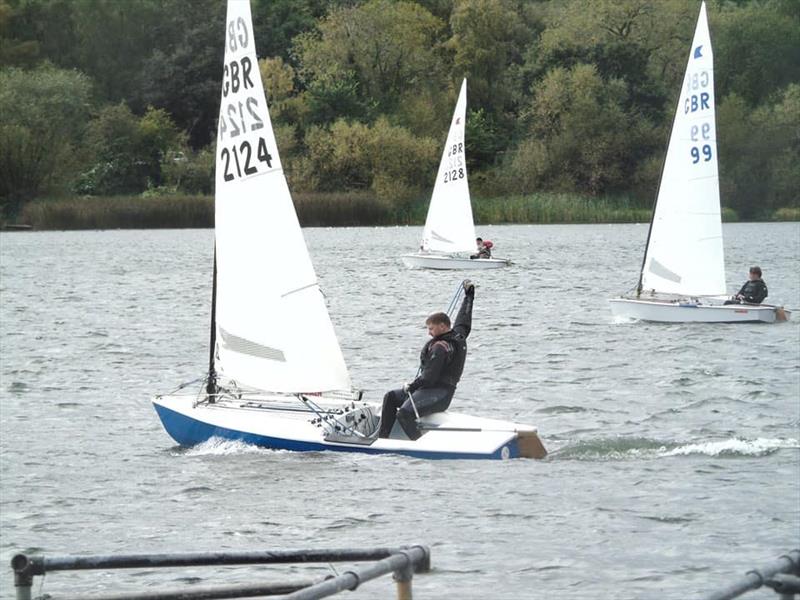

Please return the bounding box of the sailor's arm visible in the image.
[453,282,474,338]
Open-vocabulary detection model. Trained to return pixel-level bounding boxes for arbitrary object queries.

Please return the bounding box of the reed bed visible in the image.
[16,192,789,230]
[21,195,214,230]
[471,194,652,224]
[772,207,800,221]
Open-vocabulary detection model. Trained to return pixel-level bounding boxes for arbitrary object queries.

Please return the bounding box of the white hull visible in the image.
[401,253,509,270]
[609,298,789,323]
[152,392,545,460]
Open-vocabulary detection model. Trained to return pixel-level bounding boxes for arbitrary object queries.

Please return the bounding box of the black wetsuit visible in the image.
[378,288,474,440]
[725,278,768,304]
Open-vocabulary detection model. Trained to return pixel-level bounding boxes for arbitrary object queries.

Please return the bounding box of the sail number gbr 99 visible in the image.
[218,16,274,182]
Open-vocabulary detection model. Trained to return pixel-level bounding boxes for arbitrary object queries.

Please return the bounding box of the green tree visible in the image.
[446,0,536,119]
[0,0,40,67]
[718,85,800,218]
[132,0,225,148]
[294,1,446,116]
[76,104,185,195]
[294,118,438,201]
[0,64,92,216]
[508,63,658,195]
[714,0,800,107]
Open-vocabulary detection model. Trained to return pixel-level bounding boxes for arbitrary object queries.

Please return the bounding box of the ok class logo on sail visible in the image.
[218,16,276,183]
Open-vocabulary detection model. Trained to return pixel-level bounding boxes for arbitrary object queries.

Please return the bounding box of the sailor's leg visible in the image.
[397,388,454,441]
[378,389,405,438]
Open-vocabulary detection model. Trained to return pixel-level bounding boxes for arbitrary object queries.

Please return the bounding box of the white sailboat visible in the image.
[609,2,788,324]
[152,0,546,460]
[401,80,509,270]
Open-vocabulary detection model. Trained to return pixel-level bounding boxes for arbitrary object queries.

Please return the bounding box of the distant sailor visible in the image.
[470,237,492,259]
[378,280,475,440]
[725,266,768,305]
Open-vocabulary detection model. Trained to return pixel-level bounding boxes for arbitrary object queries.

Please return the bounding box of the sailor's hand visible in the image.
[463,279,475,297]
[403,382,411,393]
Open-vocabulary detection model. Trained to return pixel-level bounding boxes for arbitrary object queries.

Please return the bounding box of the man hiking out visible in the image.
[378,280,475,440]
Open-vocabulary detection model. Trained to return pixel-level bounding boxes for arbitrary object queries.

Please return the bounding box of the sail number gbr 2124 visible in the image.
[218,16,274,182]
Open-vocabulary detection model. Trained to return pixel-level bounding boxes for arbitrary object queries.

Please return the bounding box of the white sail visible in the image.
[213,0,350,393]
[420,79,476,253]
[641,1,726,297]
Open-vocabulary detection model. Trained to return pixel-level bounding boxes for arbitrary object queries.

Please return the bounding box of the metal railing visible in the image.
[10,546,431,600]
[703,550,800,600]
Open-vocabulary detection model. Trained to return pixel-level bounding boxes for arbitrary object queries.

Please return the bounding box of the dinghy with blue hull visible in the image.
[152,395,543,460]
[152,0,546,461]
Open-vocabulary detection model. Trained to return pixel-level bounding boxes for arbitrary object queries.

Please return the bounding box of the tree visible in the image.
[76,104,185,196]
[507,63,658,195]
[446,0,536,120]
[294,1,446,116]
[717,85,800,218]
[294,118,438,201]
[0,64,92,216]
[713,0,800,107]
[132,0,225,148]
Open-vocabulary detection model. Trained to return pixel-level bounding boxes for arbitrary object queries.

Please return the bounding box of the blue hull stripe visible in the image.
[153,403,517,461]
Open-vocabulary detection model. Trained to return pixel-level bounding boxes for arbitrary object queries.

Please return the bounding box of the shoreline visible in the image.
[4,194,798,230]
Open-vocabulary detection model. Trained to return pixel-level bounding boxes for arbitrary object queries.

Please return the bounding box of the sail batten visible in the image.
[420,79,476,254]
[212,1,351,394]
[641,2,726,297]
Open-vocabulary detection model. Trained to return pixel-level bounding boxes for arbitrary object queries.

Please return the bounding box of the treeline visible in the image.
[1,0,798,221]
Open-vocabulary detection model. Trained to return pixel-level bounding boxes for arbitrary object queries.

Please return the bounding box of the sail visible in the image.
[420,79,476,253]
[212,0,350,393]
[641,2,726,297]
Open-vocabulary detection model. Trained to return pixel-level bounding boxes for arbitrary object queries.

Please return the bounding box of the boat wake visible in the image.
[180,437,273,457]
[552,436,798,461]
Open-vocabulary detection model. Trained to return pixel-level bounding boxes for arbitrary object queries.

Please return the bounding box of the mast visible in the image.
[636,165,663,298]
[206,249,218,398]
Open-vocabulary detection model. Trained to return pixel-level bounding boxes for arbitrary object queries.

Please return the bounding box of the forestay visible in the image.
[213,0,350,394]
[641,2,725,297]
[420,79,476,254]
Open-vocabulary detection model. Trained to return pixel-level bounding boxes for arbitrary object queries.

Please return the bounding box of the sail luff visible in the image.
[212,0,351,393]
[640,1,726,297]
[420,79,476,254]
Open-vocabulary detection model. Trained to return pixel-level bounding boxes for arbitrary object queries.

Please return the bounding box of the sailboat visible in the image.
[401,80,510,270]
[609,2,788,324]
[152,0,546,460]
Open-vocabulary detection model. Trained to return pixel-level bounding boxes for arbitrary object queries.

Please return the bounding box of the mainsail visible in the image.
[420,79,477,254]
[213,0,350,393]
[640,1,725,297]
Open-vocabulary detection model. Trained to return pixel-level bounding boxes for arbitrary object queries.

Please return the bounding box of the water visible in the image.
[1,223,798,599]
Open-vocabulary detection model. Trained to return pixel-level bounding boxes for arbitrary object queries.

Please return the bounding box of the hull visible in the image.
[401,253,509,270]
[152,393,546,460]
[609,298,789,323]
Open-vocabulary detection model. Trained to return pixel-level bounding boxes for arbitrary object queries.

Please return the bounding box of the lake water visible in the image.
[1,223,798,599]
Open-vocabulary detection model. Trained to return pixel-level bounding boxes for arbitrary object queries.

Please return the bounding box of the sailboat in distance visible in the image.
[609,1,788,323]
[402,79,510,270]
[152,0,547,460]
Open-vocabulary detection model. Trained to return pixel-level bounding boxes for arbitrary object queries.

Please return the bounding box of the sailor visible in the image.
[725,266,768,305]
[470,237,492,259]
[378,280,474,440]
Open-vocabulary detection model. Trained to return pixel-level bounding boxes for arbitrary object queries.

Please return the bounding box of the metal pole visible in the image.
[11,554,32,600]
[704,550,800,600]
[58,579,317,600]
[393,560,415,600]
[278,546,430,600]
[13,548,410,573]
